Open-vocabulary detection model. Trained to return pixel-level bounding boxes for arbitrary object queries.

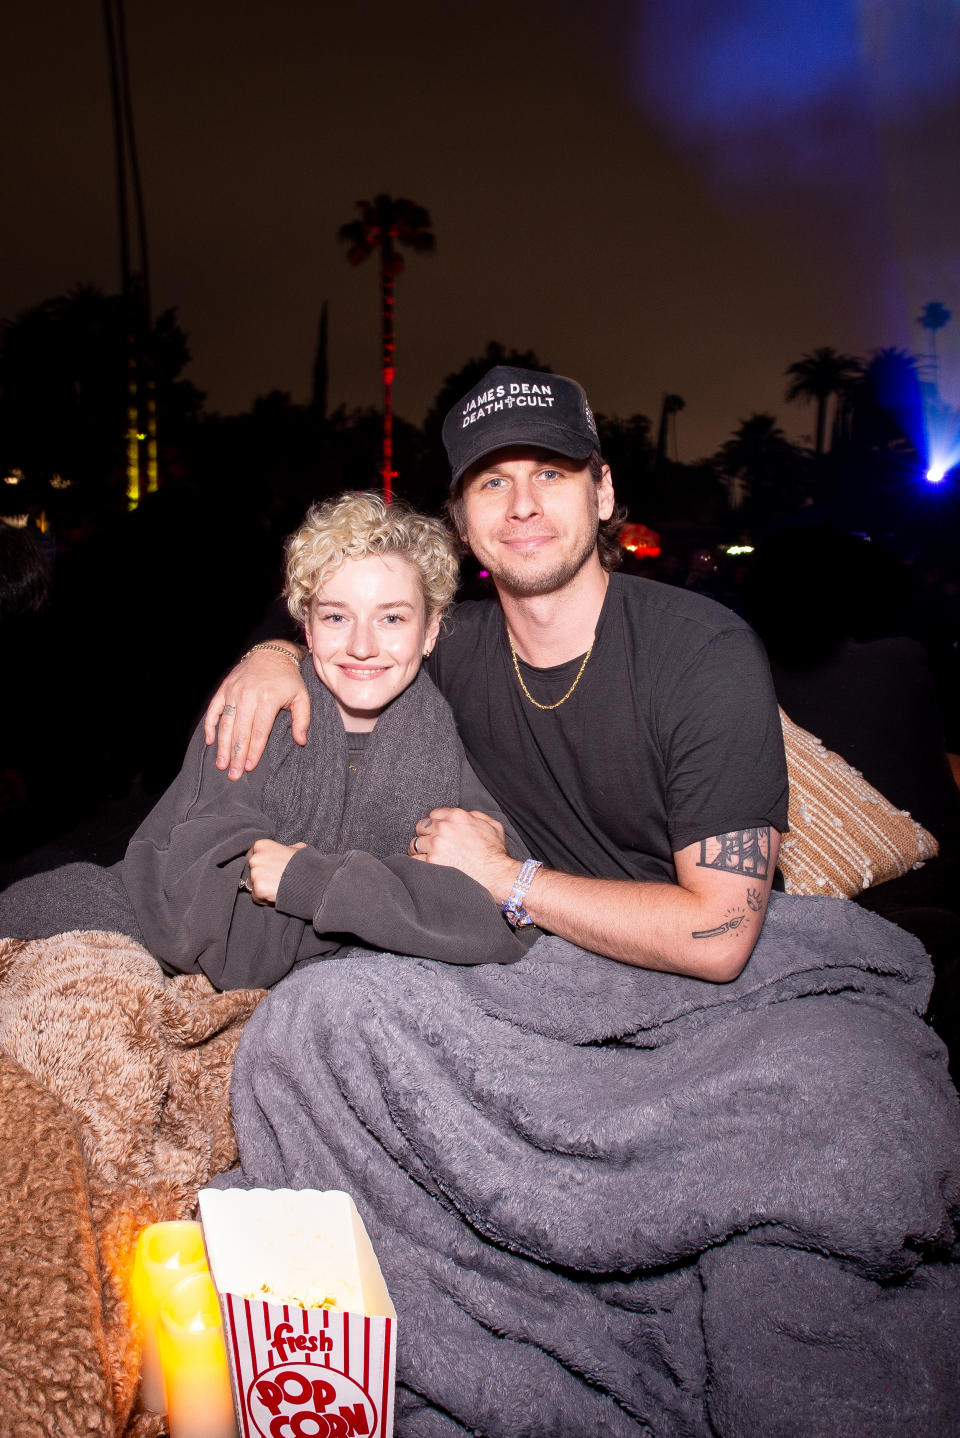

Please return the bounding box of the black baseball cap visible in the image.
[442,365,599,485]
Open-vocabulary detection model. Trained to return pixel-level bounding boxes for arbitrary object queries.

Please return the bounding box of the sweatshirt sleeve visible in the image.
[122,726,527,988]
[275,845,526,966]
[270,748,529,965]
[120,721,337,991]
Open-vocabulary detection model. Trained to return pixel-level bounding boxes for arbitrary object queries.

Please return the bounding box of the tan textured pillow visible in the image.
[778,708,939,898]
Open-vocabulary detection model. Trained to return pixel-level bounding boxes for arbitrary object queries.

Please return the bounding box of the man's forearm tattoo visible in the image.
[693,911,747,939]
[697,827,770,878]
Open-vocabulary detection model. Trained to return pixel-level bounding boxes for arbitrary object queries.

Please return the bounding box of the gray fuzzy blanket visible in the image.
[223,893,960,1437]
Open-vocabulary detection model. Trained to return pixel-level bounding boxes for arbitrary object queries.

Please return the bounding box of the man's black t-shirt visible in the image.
[428,574,788,882]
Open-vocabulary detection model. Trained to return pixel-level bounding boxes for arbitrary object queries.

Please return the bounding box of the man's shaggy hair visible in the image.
[445,450,626,572]
[285,491,460,624]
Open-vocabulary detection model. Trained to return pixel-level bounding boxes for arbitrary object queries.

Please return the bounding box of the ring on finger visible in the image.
[413,835,422,855]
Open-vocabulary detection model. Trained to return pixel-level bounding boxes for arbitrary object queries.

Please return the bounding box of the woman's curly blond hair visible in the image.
[285,491,460,625]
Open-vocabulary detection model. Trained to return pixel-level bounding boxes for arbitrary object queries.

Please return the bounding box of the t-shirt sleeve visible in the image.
[658,624,788,854]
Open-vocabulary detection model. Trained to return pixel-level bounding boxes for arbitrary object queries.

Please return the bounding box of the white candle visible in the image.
[158,1271,238,1438]
[130,1221,208,1413]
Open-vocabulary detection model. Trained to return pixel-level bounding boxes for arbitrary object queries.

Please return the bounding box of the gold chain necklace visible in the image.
[508,631,593,711]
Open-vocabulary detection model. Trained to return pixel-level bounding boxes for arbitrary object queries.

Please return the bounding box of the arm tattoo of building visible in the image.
[697,827,770,878]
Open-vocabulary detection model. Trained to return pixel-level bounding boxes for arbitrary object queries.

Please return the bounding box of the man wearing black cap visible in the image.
[208,366,788,982]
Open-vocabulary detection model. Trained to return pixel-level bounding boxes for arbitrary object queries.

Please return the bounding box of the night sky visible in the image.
[3,0,959,463]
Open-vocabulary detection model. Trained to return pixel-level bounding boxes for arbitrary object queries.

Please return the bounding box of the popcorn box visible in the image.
[198,1188,396,1438]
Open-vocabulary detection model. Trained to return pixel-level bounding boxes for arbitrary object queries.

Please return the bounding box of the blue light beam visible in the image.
[922,397,960,486]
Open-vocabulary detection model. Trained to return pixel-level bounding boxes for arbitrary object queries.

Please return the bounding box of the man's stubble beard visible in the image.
[480,525,600,600]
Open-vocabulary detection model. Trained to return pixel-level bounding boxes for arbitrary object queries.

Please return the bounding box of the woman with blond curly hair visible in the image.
[1,493,527,985]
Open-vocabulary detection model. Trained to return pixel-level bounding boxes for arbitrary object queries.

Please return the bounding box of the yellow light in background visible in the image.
[4,469,23,485]
[4,514,29,528]
[724,544,755,556]
[50,474,75,490]
[130,1221,209,1414]
[157,1271,237,1438]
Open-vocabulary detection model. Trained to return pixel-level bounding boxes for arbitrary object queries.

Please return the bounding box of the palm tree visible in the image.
[655,393,685,469]
[848,347,925,456]
[310,301,329,422]
[102,0,156,508]
[917,301,951,390]
[338,196,435,501]
[785,347,862,459]
[715,413,798,511]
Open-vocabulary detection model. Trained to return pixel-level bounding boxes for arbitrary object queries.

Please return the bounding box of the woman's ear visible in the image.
[422,609,442,659]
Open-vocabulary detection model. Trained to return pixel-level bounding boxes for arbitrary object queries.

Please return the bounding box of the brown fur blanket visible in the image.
[0,931,264,1437]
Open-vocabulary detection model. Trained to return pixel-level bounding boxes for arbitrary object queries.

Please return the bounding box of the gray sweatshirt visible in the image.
[120,667,529,989]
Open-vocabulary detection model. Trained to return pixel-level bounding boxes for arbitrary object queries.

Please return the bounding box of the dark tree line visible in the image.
[2,289,958,867]
[1,289,957,559]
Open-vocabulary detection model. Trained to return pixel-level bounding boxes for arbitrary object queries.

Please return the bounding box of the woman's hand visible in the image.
[245,840,306,905]
[204,644,310,780]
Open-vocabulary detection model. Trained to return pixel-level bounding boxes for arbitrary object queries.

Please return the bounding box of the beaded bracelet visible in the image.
[241,642,303,669]
[501,858,543,928]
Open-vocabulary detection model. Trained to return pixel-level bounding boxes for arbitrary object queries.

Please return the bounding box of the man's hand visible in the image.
[245,840,306,904]
[204,645,309,779]
[409,808,520,902]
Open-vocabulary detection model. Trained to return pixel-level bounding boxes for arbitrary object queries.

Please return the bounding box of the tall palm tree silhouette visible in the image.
[917,302,951,391]
[339,196,435,501]
[655,393,685,469]
[102,0,155,508]
[785,347,862,459]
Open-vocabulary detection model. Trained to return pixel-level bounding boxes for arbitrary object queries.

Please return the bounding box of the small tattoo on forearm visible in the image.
[747,888,763,912]
[693,912,747,939]
[697,827,770,878]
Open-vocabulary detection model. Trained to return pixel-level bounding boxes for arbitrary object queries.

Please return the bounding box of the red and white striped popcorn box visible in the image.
[198,1188,396,1438]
